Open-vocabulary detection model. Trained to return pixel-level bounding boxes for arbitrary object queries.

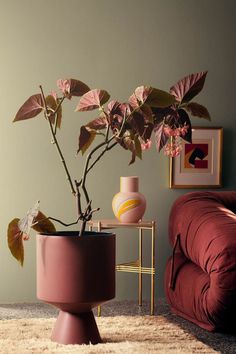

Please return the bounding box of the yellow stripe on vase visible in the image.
[117,199,141,220]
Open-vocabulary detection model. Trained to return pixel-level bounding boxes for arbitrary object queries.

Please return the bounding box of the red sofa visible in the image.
[165,191,236,332]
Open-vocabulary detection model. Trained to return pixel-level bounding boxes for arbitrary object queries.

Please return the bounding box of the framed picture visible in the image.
[169,127,223,188]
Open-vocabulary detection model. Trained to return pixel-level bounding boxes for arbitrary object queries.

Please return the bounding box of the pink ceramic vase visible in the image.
[112,176,146,223]
[37,231,115,345]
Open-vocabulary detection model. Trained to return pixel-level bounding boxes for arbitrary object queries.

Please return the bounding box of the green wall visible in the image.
[0,0,235,302]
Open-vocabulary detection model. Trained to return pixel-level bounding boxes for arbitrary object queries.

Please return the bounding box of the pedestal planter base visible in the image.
[37,231,115,345]
[51,310,102,345]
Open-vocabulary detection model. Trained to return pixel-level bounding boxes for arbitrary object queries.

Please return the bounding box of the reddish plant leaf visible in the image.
[86,116,107,130]
[134,136,142,160]
[139,104,154,123]
[184,102,211,120]
[130,86,175,108]
[154,121,169,152]
[145,88,176,108]
[76,89,110,112]
[45,95,57,124]
[78,126,96,155]
[130,111,145,136]
[69,79,90,96]
[107,100,121,115]
[57,79,90,99]
[142,122,154,142]
[32,211,56,233]
[170,71,208,103]
[7,218,24,266]
[177,109,192,143]
[13,94,43,122]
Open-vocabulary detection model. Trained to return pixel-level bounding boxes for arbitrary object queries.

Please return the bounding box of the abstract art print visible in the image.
[170,127,223,188]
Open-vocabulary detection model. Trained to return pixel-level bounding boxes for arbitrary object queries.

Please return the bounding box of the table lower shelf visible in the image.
[116,260,155,275]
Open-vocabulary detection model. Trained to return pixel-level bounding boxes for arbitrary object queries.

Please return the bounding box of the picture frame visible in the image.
[169,127,223,189]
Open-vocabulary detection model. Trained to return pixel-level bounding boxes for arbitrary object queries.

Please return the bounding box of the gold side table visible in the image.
[88,219,156,315]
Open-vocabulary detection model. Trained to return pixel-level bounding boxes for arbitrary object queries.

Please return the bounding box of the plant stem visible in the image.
[39,85,76,196]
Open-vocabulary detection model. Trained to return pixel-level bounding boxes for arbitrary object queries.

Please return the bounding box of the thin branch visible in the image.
[32,216,79,228]
[86,141,117,174]
[39,85,76,196]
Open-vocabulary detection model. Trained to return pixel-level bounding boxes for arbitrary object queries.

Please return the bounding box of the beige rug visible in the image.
[0,315,220,354]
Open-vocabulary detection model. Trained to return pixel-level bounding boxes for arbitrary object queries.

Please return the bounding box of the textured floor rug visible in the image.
[0,315,220,354]
[0,300,235,353]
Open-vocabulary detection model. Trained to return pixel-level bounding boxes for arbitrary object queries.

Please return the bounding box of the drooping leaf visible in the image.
[7,218,24,266]
[57,79,90,99]
[31,211,56,233]
[18,201,40,236]
[78,126,96,155]
[45,95,57,124]
[177,109,192,143]
[154,121,169,152]
[86,116,107,130]
[76,89,110,112]
[170,71,208,103]
[134,136,142,160]
[13,94,43,122]
[184,102,211,120]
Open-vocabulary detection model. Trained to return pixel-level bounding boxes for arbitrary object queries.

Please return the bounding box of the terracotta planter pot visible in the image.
[37,231,115,345]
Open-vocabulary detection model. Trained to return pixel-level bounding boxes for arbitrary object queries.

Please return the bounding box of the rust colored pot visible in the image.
[37,231,115,345]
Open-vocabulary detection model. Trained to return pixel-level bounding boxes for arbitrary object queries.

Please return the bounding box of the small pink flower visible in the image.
[164,137,183,157]
[57,79,72,99]
[141,139,152,150]
[179,125,189,137]
[164,126,180,137]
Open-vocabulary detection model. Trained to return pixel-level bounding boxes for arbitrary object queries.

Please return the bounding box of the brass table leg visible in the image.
[138,228,143,306]
[150,222,155,315]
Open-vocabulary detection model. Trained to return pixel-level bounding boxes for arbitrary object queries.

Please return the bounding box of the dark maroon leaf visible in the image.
[86,116,107,130]
[78,126,96,155]
[184,102,211,120]
[178,109,192,143]
[107,100,121,115]
[142,123,154,141]
[76,89,110,112]
[69,79,90,96]
[13,94,43,122]
[129,111,145,136]
[170,71,208,103]
[57,79,90,99]
[154,121,169,152]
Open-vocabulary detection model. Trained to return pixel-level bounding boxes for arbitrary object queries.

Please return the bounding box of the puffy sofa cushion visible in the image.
[165,191,236,332]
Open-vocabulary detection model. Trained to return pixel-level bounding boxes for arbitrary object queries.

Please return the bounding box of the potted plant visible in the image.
[7,71,210,344]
